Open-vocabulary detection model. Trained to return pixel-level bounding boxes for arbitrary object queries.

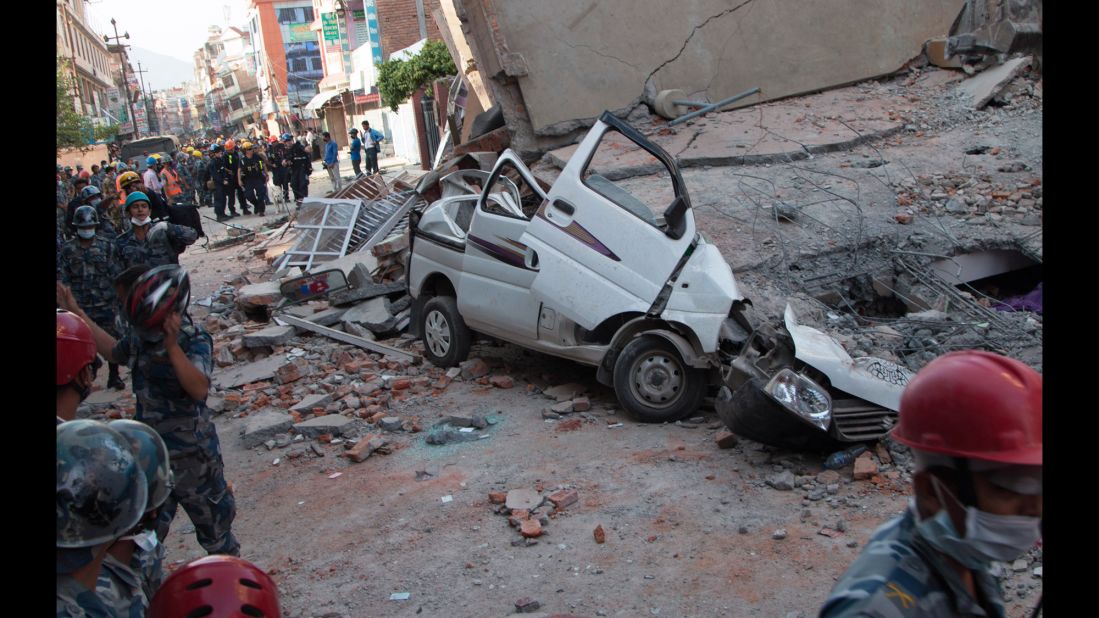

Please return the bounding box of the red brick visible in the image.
[519,518,542,538]
[548,489,578,510]
[344,437,377,463]
[894,213,913,224]
[490,375,514,389]
[715,430,739,449]
[391,378,411,391]
[275,361,303,385]
[593,524,606,544]
[369,411,387,424]
[251,393,270,409]
[571,397,591,411]
[555,418,582,432]
[290,411,301,423]
[488,491,507,504]
[853,452,879,480]
[317,434,333,443]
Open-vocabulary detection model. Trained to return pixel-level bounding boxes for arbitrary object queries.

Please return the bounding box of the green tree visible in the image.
[376,40,457,112]
[57,58,94,154]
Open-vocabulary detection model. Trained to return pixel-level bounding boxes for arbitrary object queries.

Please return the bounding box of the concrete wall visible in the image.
[456,0,963,153]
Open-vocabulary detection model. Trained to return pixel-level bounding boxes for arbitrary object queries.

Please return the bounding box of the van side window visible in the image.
[581,130,675,228]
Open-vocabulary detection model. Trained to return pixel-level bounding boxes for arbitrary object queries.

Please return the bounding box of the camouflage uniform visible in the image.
[820,506,1007,617]
[114,223,198,270]
[95,544,165,618]
[59,236,122,335]
[110,316,240,556]
[57,573,118,617]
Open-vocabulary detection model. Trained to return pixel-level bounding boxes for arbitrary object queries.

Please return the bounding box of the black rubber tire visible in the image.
[716,380,846,452]
[420,296,471,368]
[613,335,706,423]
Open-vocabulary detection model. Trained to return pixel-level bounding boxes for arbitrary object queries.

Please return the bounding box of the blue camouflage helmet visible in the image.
[73,205,99,228]
[57,420,149,548]
[80,185,102,201]
[109,419,173,510]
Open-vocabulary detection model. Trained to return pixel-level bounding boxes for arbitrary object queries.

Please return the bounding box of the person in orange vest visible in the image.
[159,160,184,206]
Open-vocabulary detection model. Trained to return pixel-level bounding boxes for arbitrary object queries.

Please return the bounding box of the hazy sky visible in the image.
[82,0,254,63]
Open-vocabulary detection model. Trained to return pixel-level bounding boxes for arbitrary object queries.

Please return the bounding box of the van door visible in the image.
[457,152,548,340]
[519,112,696,330]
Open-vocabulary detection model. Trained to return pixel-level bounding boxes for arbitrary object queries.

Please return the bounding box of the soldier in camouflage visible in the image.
[58,266,241,558]
[96,420,173,618]
[115,191,198,270]
[57,420,149,617]
[820,351,1042,618]
[59,205,125,390]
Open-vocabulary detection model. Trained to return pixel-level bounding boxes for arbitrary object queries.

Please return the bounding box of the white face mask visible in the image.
[131,216,151,227]
[76,228,96,239]
[119,528,159,552]
[913,477,1042,569]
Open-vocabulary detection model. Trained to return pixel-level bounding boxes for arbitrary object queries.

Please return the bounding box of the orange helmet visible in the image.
[224,139,236,151]
[892,351,1042,465]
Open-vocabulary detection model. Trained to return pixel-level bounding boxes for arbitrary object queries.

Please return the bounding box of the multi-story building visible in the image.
[192,25,263,135]
[248,0,325,136]
[56,0,116,128]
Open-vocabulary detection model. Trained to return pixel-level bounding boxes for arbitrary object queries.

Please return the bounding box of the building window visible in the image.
[229,97,243,111]
[277,6,313,24]
[222,74,235,89]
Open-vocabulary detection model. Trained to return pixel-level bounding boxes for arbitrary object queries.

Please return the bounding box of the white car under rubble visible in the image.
[407,111,912,450]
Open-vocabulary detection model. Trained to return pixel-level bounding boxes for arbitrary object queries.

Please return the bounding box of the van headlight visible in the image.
[763,369,832,431]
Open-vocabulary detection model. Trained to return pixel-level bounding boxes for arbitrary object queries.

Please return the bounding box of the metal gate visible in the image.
[420,95,441,164]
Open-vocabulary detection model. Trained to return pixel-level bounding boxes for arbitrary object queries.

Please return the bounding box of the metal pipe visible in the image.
[669,86,761,126]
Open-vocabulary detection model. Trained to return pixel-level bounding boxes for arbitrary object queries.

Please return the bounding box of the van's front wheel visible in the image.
[421,296,471,368]
[613,335,705,423]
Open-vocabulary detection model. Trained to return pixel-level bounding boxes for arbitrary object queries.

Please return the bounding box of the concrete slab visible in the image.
[236,281,283,310]
[294,414,357,438]
[243,325,298,348]
[241,410,295,448]
[340,297,393,332]
[547,87,904,177]
[291,393,335,413]
[955,56,1032,109]
[213,354,287,389]
[481,0,964,132]
[329,280,407,306]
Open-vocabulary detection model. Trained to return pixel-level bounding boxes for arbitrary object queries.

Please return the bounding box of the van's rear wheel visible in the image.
[613,335,705,423]
[421,296,471,368]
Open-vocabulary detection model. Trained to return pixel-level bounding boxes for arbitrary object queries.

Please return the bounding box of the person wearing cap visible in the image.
[115,192,199,270]
[348,128,363,177]
[820,351,1042,617]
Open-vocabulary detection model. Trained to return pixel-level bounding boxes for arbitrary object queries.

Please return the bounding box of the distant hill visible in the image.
[129,46,195,91]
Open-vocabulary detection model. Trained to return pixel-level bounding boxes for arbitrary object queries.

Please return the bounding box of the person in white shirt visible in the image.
[142,157,164,199]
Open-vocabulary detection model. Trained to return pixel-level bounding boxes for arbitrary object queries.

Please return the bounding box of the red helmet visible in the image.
[57,310,96,385]
[125,265,191,337]
[148,555,281,618]
[892,350,1041,465]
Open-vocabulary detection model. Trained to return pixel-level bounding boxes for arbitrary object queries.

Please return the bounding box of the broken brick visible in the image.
[489,375,515,389]
[275,361,303,385]
[519,518,543,538]
[555,418,582,432]
[548,489,578,510]
[874,443,893,465]
[344,439,375,463]
[317,434,333,443]
[715,430,739,449]
[390,378,411,391]
[571,397,591,412]
[488,491,507,504]
[289,411,302,423]
[459,357,490,380]
[853,452,879,481]
[593,524,606,544]
[894,213,913,224]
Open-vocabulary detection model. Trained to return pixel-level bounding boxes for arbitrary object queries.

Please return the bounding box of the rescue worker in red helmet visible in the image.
[821,351,1042,617]
[57,265,241,557]
[148,555,281,618]
[56,309,101,422]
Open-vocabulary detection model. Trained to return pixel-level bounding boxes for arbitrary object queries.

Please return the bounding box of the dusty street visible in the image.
[81,65,1043,618]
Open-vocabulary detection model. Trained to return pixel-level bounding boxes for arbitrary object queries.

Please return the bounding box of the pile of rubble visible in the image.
[485,486,582,546]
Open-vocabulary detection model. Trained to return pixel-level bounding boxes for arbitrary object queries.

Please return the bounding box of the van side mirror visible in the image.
[663,195,688,240]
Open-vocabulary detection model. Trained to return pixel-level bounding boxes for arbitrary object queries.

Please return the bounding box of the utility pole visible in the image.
[104,18,138,138]
[134,62,154,135]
